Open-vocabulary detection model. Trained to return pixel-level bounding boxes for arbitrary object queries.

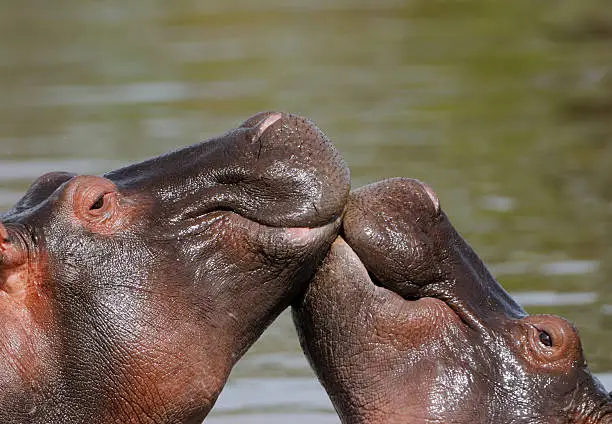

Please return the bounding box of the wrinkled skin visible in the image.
[293,178,612,423]
[0,112,350,424]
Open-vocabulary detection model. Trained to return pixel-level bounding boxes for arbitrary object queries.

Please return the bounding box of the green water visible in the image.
[1,1,610,421]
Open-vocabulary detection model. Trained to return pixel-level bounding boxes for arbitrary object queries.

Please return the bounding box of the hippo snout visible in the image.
[106,111,350,230]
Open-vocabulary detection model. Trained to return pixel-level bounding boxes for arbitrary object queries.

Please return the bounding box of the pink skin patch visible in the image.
[0,222,9,242]
[1,264,28,299]
[253,113,283,140]
[284,227,313,243]
[421,181,440,214]
[0,223,30,301]
[0,224,27,270]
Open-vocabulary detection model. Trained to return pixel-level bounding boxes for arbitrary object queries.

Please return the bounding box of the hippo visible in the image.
[0,112,350,423]
[293,178,612,423]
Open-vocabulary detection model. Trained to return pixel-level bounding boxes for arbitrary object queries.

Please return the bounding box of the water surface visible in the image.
[1,1,610,421]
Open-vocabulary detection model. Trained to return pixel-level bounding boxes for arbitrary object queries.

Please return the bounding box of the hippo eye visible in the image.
[538,330,553,347]
[90,194,105,211]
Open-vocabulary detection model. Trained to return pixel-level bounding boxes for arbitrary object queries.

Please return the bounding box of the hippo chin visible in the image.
[293,178,612,423]
[0,112,350,423]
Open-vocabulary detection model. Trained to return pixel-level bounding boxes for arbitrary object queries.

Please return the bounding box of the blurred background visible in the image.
[1,1,611,422]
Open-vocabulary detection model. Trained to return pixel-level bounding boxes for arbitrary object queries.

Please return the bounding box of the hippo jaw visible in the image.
[294,178,611,424]
[0,112,349,424]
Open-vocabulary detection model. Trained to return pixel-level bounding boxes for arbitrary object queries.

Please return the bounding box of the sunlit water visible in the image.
[1,0,610,421]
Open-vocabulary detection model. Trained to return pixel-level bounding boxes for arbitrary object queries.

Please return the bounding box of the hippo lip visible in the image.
[209,208,343,243]
[177,201,346,244]
[403,295,467,326]
[420,289,487,332]
[366,271,474,330]
[358,234,515,333]
[357,236,521,333]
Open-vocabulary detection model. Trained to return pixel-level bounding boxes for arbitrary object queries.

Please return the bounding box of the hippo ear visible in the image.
[5,172,75,216]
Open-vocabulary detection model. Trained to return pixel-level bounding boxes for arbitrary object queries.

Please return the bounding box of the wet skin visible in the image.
[0,112,350,424]
[293,178,612,423]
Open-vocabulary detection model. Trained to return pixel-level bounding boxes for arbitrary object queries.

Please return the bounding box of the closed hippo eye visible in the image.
[516,315,585,373]
[89,194,106,211]
[84,191,118,221]
[79,186,115,221]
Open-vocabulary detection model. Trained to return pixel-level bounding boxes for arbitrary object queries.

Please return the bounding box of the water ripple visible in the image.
[490,260,599,276]
[3,80,267,108]
[511,291,599,307]
[0,159,124,181]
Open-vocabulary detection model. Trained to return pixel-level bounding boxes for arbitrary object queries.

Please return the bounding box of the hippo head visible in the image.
[0,112,349,424]
[293,178,612,423]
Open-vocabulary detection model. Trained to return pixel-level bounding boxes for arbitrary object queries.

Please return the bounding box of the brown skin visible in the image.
[0,112,350,424]
[293,178,612,423]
